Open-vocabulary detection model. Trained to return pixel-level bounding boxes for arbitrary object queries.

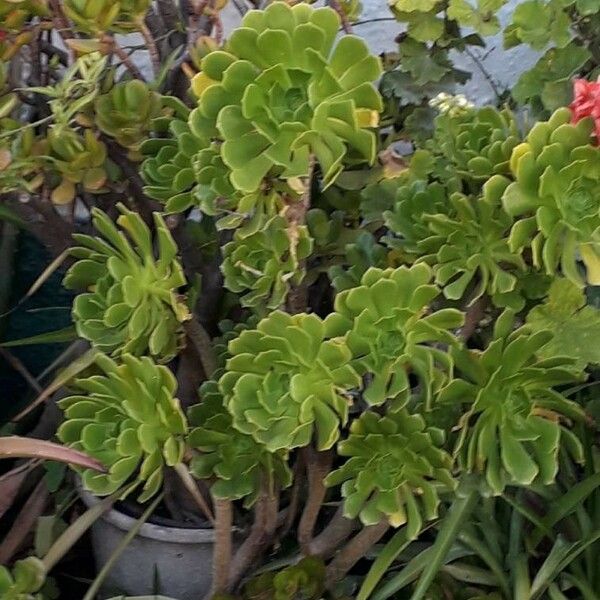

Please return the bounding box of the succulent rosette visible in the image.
[418,177,526,307]
[503,107,600,285]
[384,180,450,260]
[188,381,291,506]
[433,106,521,182]
[140,99,206,214]
[58,354,188,502]
[0,0,48,32]
[46,127,108,204]
[221,214,313,310]
[0,557,48,600]
[63,0,151,35]
[95,80,162,160]
[439,311,585,494]
[325,264,463,407]
[220,310,361,452]
[326,410,455,537]
[186,2,382,212]
[63,204,190,362]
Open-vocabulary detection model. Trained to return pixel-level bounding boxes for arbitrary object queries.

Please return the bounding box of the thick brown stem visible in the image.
[101,140,159,226]
[209,498,233,598]
[325,520,389,587]
[298,447,333,554]
[284,156,314,314]
[175,345,204,411]
[459,294,489,342]
[40,41,68,66]
[184,317,217,378]
[308,505,357,558]
[138,19,161,76]
[2,192,75,257]
[0,479,49,564]
[228,490,279,590]
[279,455,305,540]
[108,36,145,80]
[156,0,181,31]
[49,0,76,52]
[328,0,353,33]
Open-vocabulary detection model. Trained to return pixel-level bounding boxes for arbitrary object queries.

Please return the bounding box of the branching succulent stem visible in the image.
[184,316,218,378]
[208,498,233,598]
[298,447,333,554]
[107,35,146,81]
[228,487,279,590]
[308,505,357,558]
[49,0,76,51]
[285,156,314,314]
[137,19,161,76]
[325,519,389,586]
[173,462,215,525]
[279,455,305,540]
[459,294,489,342]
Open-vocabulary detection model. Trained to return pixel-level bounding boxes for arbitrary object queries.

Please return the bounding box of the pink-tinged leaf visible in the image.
[0,461,35,521]
[0,437,106,472]
[0,479,49,564]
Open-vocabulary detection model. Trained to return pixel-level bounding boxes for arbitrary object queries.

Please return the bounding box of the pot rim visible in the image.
[77,480,216,544]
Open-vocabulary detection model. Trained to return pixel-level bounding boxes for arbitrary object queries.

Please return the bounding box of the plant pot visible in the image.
[79,485,216,600]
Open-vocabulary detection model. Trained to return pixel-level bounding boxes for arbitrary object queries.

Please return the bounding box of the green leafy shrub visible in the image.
[58,353,187,501]
[10,2,600,598]
[63,204,189,362]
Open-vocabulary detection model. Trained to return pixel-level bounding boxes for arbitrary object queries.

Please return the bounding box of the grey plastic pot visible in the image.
[79,485,215,600]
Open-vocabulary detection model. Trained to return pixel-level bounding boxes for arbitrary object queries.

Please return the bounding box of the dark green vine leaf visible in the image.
[512,44,591,113]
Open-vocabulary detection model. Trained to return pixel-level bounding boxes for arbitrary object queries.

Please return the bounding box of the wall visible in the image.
[130,0,540,105]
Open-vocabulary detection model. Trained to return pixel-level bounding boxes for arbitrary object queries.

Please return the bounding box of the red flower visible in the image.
[570,79,600,140]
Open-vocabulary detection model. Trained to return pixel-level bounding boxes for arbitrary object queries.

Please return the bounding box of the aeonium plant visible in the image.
[8,0,600,597]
